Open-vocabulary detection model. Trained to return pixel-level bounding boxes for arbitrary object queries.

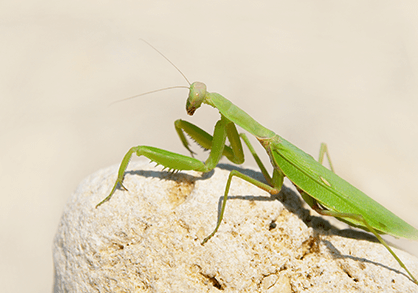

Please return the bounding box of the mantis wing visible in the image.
[270,137,418,240]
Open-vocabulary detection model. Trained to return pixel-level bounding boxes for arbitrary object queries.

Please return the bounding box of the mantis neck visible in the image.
[206,92,276,139]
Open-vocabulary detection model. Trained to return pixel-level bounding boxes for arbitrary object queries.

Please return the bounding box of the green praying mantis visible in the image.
[97,43,418,284]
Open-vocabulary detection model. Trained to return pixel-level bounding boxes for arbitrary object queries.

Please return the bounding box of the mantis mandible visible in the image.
[97,42,418,284]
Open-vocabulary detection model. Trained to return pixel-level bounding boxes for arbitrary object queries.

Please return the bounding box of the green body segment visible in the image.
[206,92,276,139]
[268,137,418,239]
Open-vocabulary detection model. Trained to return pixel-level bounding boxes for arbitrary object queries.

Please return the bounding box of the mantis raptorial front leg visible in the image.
[174,119,244,164]
[96,116,244,208]
[95,146,207,207]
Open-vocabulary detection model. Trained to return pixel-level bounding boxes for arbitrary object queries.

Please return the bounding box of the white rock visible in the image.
[53,159,418,292]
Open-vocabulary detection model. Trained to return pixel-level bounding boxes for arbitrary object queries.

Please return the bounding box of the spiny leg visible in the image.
[201,169,281,244]
[310,201,418,284]
[96,146,208,207]
[176,119,287,190]
[175,119,244,164]
[97,116,235,208]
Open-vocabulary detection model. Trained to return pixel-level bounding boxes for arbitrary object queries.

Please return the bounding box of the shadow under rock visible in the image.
[125,162,386,247]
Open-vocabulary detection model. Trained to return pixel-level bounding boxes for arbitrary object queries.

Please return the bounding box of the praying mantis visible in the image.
[96,43,418,284]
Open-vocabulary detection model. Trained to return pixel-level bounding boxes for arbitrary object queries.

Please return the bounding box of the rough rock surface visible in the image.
[53,159,418,292]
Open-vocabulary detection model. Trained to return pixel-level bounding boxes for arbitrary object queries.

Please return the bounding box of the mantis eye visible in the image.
[186,82,207,115]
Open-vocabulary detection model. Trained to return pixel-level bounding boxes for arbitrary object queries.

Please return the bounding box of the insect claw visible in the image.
[120,182,129,191]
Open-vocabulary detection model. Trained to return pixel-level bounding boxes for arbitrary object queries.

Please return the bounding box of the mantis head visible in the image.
[186,82,207,115]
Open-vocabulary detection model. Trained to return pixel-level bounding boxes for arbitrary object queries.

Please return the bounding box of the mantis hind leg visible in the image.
[305,144,417,284]
[318,143,335,172]
[310,201,418,284]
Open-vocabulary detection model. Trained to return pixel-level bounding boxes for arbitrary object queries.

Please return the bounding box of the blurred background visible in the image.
[1,1,418,292]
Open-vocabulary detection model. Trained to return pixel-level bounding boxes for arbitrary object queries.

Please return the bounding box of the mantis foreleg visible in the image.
[97,116,245,208]
[95,146,208,207]
[175,119,244,164]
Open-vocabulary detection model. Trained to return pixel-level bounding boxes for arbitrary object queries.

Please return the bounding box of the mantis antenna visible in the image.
[109,86,189,105]
[110,40,192,105]
[140,39,191,85]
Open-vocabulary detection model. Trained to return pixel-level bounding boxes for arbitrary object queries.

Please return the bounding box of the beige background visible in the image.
[1,1,418,292]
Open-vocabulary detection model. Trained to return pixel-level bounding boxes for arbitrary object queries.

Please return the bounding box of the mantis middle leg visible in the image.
[201,133,285,244]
